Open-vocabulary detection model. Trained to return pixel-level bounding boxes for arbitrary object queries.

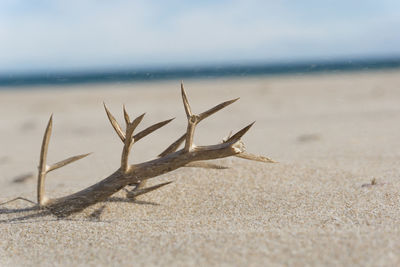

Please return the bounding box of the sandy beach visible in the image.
[1,70,400,266]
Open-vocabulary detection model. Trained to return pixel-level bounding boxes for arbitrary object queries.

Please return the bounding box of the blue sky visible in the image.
[1,0,399,73]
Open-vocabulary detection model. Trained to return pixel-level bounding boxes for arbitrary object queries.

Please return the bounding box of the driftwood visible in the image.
[1,82,275,217]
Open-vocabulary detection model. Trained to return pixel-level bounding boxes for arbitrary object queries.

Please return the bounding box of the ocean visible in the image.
[1,57,400,88]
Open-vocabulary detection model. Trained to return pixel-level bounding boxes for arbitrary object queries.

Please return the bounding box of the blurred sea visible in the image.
[1,57,400,88]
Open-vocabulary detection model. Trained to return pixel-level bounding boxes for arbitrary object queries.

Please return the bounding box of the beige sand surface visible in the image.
[1,70,400,266]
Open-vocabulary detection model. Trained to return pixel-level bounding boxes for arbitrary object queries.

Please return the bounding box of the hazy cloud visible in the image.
[0,0,399,72]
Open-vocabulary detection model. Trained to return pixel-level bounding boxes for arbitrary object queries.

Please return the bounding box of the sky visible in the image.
[1,0,400,73]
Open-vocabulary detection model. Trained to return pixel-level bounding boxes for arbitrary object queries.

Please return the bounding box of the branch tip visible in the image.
[47,152,92,173]
[39,114,53,172]
[198,97,239,121]
[181,82,192,118]
[226,121,255,143]
[133,117,175,142]
[158,133,186,157]
[131,113,146,131]
[126,181,173,199]
[103,103,125,142]
[123,105,130,125]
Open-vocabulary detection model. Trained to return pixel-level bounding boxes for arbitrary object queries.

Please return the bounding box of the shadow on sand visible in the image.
[0,197,160,223]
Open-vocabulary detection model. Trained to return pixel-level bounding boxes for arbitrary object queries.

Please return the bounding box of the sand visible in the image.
[0,70,400,266]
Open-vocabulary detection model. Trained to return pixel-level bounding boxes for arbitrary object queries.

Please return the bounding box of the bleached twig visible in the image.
[0,82,275,217]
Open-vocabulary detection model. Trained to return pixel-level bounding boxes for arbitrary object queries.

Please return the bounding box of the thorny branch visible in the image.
[0,82,275,217]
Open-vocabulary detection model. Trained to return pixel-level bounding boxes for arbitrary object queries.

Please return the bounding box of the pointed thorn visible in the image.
[158,133,186,157]
[126,181,173,198]
[39,114,54,172]
[226,121,255,143]
[131,113,146,132]
[123,105,131,125]
[198,97,239,121]
[47,152,92,173]
[181,82,192,118]
[103,103,125,142]
[47,114,53,133]
[133,117,173,143]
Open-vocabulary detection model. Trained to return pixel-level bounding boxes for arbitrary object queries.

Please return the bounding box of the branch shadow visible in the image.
[0,196,160,224]
[106,197,160,206]
[0,207,53,224]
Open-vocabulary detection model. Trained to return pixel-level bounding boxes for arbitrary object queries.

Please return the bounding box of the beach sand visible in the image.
[1,70,400,266]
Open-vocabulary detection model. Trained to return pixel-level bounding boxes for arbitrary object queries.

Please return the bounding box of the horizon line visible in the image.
[1,57,400,88]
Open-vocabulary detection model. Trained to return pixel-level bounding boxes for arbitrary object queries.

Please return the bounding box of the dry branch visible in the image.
[0,82,275,217]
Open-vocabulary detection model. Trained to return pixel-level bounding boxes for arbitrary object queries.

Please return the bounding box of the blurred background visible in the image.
[0,0,400,86]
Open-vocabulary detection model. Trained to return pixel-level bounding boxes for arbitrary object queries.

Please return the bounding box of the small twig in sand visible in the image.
[361,178,386,188]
